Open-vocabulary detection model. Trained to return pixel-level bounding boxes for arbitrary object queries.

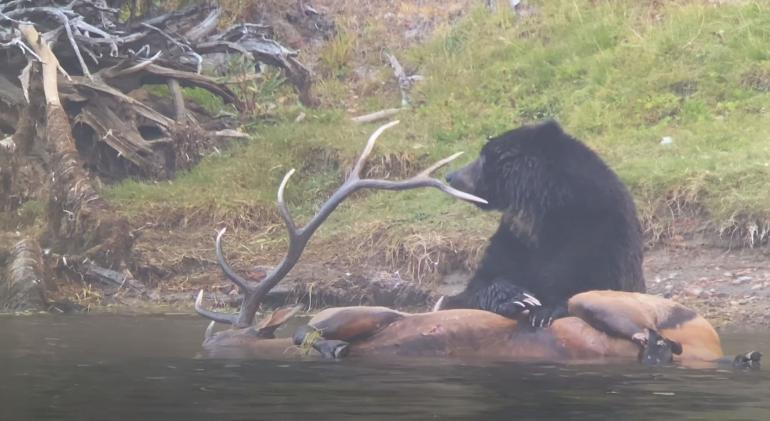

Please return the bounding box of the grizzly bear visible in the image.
[438,121,646,327]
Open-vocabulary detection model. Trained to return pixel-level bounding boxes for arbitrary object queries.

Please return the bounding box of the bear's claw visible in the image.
[474,280,543,319]
[528,303,568,328]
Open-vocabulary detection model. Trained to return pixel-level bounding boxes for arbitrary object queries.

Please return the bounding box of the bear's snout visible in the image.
[445,159,481,196]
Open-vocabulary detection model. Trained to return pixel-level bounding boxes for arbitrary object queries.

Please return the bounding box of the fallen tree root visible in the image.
[0,1,331,303]
[55,254,148,296]
[21,24,133,268]
[1,238,47,311]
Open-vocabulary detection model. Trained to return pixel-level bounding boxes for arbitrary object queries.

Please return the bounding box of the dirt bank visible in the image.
[643,245,770,330]
[37,240,770,331]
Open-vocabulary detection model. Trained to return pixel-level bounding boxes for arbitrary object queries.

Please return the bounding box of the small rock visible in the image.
[684,287,704,298]
[733,276,752,285]
[751,284,764,290]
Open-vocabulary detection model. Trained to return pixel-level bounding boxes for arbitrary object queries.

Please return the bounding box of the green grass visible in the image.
[106,0,770,269]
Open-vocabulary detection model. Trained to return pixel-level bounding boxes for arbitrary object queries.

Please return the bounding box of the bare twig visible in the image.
[58,10,92,79]
[385,53,411,107]
[351,108,402,124]
[99,50,162,77]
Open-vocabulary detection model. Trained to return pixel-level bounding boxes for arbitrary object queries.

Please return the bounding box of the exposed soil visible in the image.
[643,245,770,330]
[44,238,770,331]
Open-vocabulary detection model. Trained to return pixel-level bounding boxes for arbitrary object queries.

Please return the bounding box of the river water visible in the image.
[1,314,768,421]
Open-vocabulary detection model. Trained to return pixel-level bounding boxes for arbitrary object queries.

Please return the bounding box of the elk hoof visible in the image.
[638,329,682,366]
[733,351,762,369]
[313,339,350,360]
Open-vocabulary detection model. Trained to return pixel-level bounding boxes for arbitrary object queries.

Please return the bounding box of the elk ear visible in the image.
[255,305,303,338]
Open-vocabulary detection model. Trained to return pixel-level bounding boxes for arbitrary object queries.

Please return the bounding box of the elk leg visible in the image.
[306,307,406,341]
[568,293,653,343]
[568,292,683,359]
[313,340,350,360]
[639,329,683,366]
[291,325,351,360]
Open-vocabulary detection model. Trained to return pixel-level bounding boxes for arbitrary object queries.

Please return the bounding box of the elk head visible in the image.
[195,121,486,330]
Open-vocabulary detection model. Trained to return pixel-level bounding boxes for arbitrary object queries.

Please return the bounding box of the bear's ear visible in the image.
[527,120,565,158]
[534,120,564,138]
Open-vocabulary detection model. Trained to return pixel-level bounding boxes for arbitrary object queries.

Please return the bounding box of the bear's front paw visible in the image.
[476,281,542,319]
[528,303,568,328]
[495,295,542,318]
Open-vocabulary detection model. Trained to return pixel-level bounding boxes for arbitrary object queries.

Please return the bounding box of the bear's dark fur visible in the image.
[441,121,646,326]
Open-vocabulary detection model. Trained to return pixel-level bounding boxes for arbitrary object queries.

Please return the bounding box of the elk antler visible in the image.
[195,120,487,328]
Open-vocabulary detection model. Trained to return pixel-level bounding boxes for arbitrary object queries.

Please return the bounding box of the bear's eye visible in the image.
[499,160,516,174]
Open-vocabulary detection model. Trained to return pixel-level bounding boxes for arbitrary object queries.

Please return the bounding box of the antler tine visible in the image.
[215,228,255,292]
[198,170,301,326]
[195,290,237,325]
[356,177,487,204]
[277,168,298,235]
[195,229,257,325]
[357,151,488,205]
[417,151,464,178]
[350,120,400,179]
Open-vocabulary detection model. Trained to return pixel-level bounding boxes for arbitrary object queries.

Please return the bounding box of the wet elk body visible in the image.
[196,122,753,367]
[201,291,726,365]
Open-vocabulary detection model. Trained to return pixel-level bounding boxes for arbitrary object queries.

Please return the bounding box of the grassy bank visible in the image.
[105,0,770,283]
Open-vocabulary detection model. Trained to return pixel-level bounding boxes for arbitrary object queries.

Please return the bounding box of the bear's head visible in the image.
[445,120,566,212]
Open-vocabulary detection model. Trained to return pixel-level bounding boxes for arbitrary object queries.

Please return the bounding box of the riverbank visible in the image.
[24,242,768,331]
[2,1,770,329]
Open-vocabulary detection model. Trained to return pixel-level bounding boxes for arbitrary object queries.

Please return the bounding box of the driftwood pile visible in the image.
[0,0,325,310]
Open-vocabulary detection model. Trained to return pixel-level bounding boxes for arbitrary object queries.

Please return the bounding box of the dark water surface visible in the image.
[1,315,769,421]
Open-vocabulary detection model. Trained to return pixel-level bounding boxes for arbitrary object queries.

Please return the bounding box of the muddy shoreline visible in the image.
[9,244,767,331]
